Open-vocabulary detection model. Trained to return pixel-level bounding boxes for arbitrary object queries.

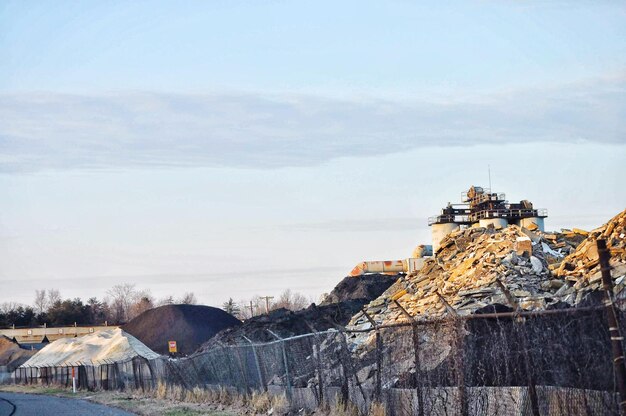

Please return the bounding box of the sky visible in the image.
[0,1,625,307]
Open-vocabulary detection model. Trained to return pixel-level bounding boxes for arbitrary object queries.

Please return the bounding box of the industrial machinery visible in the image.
[429,186,547,251]
[348,186,547,277]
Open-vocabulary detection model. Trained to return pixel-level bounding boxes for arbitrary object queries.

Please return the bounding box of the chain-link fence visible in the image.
[10,304,625,415]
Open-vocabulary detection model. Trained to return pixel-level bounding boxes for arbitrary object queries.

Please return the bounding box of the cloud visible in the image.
[0,76,624,172]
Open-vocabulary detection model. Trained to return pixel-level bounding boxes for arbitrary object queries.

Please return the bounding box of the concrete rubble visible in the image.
[350,226,577,333]
[554,209,626,297]
[347,209,626,349]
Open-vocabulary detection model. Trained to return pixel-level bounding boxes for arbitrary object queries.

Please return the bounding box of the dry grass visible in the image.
[368,402,386,416]
[326,396,360,416]
[250,390,272,413]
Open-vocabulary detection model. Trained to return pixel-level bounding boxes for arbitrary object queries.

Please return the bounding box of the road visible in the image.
[0,392,135,416]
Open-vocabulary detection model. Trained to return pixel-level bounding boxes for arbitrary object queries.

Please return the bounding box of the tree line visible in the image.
[222,289,314,319]
[0,284,197,328]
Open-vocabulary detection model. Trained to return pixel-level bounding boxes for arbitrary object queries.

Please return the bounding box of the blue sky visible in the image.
[0,1,625,306]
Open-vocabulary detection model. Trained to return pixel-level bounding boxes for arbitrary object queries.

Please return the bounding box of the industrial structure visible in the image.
[349,185,547,276]
[429,186,547,251]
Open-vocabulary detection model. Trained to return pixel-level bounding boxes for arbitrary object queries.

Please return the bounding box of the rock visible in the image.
[530,256,544,274]
[526,222,539,231]
[515,237,533,256]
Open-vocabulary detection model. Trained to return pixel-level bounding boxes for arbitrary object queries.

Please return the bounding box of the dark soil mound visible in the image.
[321,273,400,305]
[197,274,400,352]
[0,335,35,370]
[123,304,241,355]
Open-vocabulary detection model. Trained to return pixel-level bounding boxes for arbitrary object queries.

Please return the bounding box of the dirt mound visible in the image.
[321,273,399,305]
[198,300,366,351]
[197,274,400,351]
[123,304,241,355]
[0,335,35,370]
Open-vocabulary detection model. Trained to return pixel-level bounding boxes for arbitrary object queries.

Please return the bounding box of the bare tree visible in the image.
[107,283,138,323]
[272,289,310,311]
[33,290,48,314]
[0,302,21,314]
[237,297,262,319]
[178,292,197,305]
[156,295,174,306]
[47,289,61,307]
[129,295,154,320]
[317,292,330,304]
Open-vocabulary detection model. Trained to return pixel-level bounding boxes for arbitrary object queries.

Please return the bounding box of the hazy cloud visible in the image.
[1,76,624,172]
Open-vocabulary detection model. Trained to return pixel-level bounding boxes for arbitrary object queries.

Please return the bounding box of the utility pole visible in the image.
[248,301,255,318]
[260,296,274,314]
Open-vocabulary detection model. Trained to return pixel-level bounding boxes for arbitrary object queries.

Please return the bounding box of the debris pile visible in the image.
[20,328,159,367]
[0,335,35,370]
[198,274,400,350]
[554,209,626,297]
[320,274,399,305]
[124,304,241,355]
[349,225,578,335]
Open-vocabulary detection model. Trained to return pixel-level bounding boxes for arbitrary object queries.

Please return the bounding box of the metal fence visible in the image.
[11,304,625,415]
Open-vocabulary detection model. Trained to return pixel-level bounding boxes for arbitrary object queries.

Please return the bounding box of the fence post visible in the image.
[495,279,540,416]
[598,239,626,416]
[267,330,292,402]
[437,292,468,416]
[393,299,425,416]
[242,336,266,392]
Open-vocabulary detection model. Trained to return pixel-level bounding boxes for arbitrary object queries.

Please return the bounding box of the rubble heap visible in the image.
[348,224,585,333]
[320,274,398,305]
[554,209,626,297]
[198,274,400,351]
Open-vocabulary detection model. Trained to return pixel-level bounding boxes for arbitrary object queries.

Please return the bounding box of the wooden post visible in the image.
[598,239,626,416]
